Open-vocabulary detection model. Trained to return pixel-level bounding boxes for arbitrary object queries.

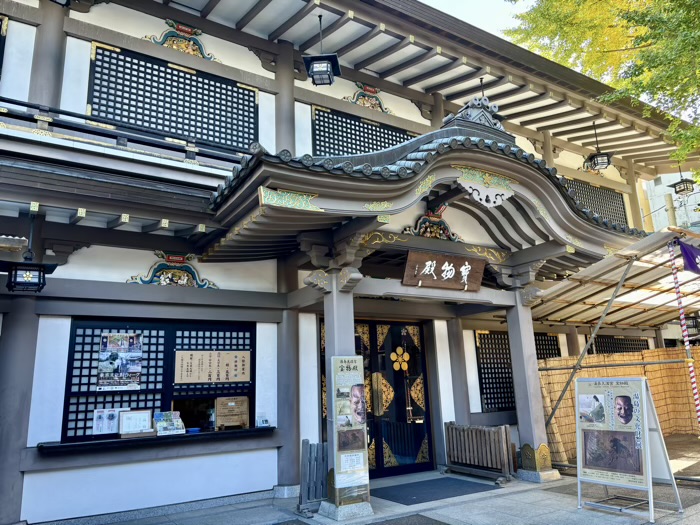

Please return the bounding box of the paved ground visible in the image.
[40,435,700,525]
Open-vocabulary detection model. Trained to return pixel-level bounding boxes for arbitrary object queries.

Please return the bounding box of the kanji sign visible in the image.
[403,251,486,291]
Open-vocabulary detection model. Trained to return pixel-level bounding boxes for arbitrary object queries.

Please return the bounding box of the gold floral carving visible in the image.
[407,326,421,349]
[321,323,326,352]
[410,374,426,410]
[363,201,392,212]
[415,174,436,196]
[453,165,518,192]
[355,323,370,350]
[383,440,399,467]
[416,435,430,463]
[368,439,376,469]
[371,371,394,416]
[377,215,391,224]
[321,374,327,418]
[364,372,373,415]
[258,187,324,212]
[377,325,390,349]
[604,245,620,257]
[464,245,508,264]
[531,197,551,221]
[565,234,583,248]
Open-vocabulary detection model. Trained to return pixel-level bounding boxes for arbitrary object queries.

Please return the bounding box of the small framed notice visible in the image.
[215,396,249,429]
[119,409,154,437]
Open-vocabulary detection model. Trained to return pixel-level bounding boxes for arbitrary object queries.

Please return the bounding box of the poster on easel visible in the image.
[331,356,369,494]
[575,377,682,523]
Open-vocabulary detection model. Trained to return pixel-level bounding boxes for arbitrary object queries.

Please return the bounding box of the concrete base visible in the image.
[273,485,300,499]
[517,468,561,483]
[318,501,374,521]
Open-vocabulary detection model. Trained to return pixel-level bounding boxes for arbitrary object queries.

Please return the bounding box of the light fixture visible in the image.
[584,121,614,171]
[303,15,341,86]
[0,213,57,292]
[669,164,694,196]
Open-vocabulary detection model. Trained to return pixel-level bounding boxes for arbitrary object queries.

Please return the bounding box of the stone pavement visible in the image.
[41,470,700,525]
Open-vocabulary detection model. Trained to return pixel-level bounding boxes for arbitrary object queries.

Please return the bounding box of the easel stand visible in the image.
[576,378,683,524]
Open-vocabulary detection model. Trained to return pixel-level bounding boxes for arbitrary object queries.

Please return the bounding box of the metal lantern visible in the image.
[584,121,614,171]
[5,257,47,292]
[669,165,694,196]
[303,15,342,87]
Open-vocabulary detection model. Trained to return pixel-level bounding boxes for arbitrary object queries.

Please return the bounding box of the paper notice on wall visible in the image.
[174,350,250,383]
[97,333,142,391]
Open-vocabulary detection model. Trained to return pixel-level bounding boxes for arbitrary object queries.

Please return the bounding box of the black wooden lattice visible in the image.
[62,320,255,443]
[566,179,628,227]
[534,333,561,359]
[0,17,7,83]
[475,332,515,413]
[312,106,413,157]
[593,335,650,354]
[88,44,258,148]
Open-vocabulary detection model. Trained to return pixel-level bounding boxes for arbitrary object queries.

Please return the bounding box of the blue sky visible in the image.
[418,0,535,37]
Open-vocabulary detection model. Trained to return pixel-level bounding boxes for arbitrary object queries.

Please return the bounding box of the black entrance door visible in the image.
[357,321,433,478]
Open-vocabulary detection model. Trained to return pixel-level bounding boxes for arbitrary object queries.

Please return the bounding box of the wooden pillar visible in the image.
[29,0,67,108]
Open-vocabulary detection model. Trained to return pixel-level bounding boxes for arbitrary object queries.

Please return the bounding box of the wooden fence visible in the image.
[444,422,515,480]
[297,439,327,516]
[540,347,700,464]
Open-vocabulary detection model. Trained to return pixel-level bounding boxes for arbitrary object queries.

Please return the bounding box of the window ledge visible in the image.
[37,427,276,456]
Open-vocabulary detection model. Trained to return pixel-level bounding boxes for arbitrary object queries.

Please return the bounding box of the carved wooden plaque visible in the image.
[403,251,486,292]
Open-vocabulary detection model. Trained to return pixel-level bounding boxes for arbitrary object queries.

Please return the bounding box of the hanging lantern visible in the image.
[303,15,342,86]
[583,121,614,171]
[668,164,694,196]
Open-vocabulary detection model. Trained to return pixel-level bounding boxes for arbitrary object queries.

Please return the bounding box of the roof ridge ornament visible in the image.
[442,96,506,133]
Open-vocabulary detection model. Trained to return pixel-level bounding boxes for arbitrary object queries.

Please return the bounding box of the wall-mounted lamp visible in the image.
[0,214,56,292]
[303,15,341,86]
[669,164,695,196]
[583,121,614,171]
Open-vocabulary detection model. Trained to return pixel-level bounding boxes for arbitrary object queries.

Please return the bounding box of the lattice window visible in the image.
[312,106,413,156]
[62,320,255,443]
[535,333,561,359]
[475,331,515,413]
[566,179,628,226]
[592,335,650,354]
[88,43,258,149]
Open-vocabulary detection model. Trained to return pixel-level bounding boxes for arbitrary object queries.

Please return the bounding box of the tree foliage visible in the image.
[505,0,700,165]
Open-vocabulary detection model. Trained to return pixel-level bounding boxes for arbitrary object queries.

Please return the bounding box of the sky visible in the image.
[417,0,536,37]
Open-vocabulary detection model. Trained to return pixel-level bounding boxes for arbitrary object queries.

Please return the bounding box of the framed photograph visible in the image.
[119,409,153,435]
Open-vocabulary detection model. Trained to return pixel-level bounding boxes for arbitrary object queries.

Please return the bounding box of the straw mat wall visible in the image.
[540,347,700,463]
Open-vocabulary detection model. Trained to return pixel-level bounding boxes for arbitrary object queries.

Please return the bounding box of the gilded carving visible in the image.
[464,245,508,264]
[377,325,390,349]
[368,439,376,469]
[355,323,370,351]
[453,165,517,208]
[406,326,421,349]
[531,197,551,221]
[383,440,399,468]
[321,374,327,418]
[259,187,324,212]
[127,251,218,288]
[416,435,430,463]
[305,269,330,289]
[521,443,552,472]
[360,232,408,246]
[565,234,584,248]
[377,215,391,224]
[604,245,620,257]
[363,201,393,212]
[343,82,392,114]
[415,174,437,196]
[145,19,220,62]
[410,374,425,411]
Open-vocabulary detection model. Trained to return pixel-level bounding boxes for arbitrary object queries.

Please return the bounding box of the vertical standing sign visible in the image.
[331,356,369,502]
[576,377,682,523]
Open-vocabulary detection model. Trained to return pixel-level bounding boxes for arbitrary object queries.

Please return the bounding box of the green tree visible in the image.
[505,0,700,165]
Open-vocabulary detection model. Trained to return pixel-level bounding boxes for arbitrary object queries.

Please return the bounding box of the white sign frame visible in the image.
[575,377,682,523]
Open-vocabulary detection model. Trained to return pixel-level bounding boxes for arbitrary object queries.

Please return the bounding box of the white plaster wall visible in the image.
[27,317,71,447]
[433,320,455,424]
[258,90,276,152]
[557,334,568,357]
[255,323,277,427]
[295,75,428,125]
[9,0,38,6]
[70,3,273,79]
[50,246,277,292]
[295,101,312,155]
[21,449,278,523]
[462,329,482,414]
[60,36,91,114]
[299,313,320,443]
[0,21,36,102]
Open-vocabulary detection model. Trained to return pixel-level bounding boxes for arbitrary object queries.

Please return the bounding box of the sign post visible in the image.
[575,377,682,523]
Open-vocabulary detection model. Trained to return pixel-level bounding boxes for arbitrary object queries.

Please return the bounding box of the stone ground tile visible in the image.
[498,502,563,519]
[169,504,295,525]
[97,517,175,525]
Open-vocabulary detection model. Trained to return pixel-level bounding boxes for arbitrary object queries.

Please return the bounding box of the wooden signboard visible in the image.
[174,350,250,384]
[403,251,486,291]
[215,396,249,429]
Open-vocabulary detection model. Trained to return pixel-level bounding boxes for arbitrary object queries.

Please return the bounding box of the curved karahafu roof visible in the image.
[203,98,644,278]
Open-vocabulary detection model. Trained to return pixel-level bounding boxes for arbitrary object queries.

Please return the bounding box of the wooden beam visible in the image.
[616,143,676,157]
[355,35,414,70]
[561,121,621,142]
[69,208,87,226]
[423,67,483,94]
[496,91,548,112]
[519,108,584,128]
[106,213,129,229]
[142,219,170,233]
[380,47,438,78]
[201,0,223,19]
[299,10,353,52]
[543,114,601,133]
[402,57,467,88]
[446,76,509,102]
[268,0,320,42]
[236,0,273,29]
[426,186,467,210]
[581,132,645,148]
[176,224,207,237]
[335,24,383,56]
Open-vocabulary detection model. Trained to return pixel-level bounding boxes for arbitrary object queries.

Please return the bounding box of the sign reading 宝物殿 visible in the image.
[402,251,486,291]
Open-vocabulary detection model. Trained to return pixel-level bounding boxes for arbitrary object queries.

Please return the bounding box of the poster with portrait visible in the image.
[97,333,142,391]
[576,378,647,488]
[331,356,369,490]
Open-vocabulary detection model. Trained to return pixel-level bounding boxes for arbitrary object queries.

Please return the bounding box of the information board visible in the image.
[575,377,682,523]
[174,350,250,383]
[215,396,249,429]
